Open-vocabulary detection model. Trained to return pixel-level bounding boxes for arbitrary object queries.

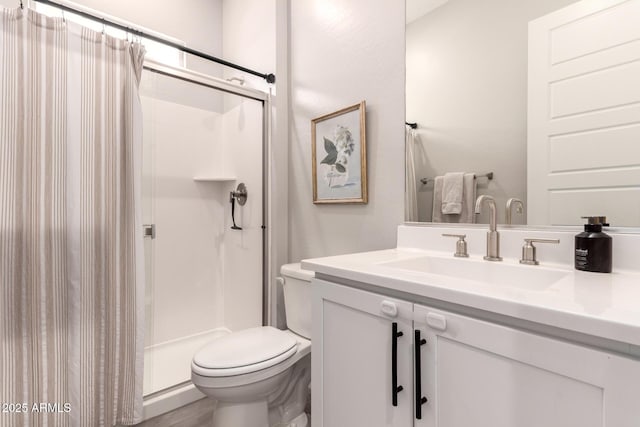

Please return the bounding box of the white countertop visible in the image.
[302,246,640,348]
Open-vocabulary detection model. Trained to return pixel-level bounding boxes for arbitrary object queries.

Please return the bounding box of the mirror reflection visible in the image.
[405,0,640,226]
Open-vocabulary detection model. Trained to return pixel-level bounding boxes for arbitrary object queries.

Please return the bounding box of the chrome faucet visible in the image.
[475,195,502,261]
[505,198,524,225]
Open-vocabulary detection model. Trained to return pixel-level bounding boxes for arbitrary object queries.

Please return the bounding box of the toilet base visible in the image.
[191,332,311,427]
[213,399,269,427]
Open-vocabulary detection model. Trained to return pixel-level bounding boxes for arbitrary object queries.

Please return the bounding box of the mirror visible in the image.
[405,0,640,227]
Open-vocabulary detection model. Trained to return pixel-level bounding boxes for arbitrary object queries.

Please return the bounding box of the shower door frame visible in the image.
[142,58,272,327]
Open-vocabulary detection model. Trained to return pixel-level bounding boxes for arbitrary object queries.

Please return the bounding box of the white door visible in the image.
[414,304,640,427]
[528,0,640,226]
[312,279,413,427]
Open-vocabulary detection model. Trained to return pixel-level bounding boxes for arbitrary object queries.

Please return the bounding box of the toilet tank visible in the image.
[280,263,314,339]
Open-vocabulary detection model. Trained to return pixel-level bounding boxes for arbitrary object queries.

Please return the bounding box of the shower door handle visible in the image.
[229,183,247,231]
[230,183,248,206]
[143,224,156,239]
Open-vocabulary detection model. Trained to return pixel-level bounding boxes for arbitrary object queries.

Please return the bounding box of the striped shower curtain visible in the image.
[0,8,145,427]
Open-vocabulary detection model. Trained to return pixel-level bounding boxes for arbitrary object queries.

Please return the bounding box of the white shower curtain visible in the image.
[0,8,145,427]
[405,127,419,222]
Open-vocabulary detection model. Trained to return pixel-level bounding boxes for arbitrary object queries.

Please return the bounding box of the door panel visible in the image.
[414,304,640,427]
[312,279,413,427]
[435,337,601,427]
[528,0,640,226]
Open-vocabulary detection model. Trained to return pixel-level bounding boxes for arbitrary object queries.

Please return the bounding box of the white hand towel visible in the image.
[458,173,477,223]
[432,173,477,223]
[441,172,465,214]
[431,176,445,222]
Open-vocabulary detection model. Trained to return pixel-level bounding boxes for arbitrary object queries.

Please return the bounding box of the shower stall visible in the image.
[2,1,274,422]
[139,61,270,415]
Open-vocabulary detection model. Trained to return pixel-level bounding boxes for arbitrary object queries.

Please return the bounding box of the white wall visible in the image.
[288,0,406,261]
[47,0,223,75]
[56,0,221,50]
[6,1,223,78]
[406,0,577,224]
[222,0,276,89]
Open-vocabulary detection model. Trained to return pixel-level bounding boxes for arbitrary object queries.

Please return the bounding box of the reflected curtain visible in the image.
[0,8,145,426]
[405,127,419,222]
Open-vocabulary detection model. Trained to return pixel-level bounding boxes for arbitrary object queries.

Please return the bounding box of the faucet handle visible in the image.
[442,234,469,258]
[520,238,560,265]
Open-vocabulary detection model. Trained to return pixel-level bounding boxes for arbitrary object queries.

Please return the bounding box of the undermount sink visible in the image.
[378,255,569,291]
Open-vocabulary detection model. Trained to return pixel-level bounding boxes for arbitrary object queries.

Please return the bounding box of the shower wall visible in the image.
[220,97,264,332]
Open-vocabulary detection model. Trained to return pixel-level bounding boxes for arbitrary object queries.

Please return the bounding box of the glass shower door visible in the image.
[139,68,264,396]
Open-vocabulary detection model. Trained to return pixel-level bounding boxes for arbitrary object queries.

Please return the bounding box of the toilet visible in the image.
[191,263,313,427]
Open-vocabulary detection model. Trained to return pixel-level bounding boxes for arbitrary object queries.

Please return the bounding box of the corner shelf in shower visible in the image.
[193,176,237,182]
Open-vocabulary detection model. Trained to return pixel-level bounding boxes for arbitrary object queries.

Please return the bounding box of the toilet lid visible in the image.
[192,326,297,376]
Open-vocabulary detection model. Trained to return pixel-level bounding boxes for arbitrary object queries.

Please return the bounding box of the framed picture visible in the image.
[311,101,367,204]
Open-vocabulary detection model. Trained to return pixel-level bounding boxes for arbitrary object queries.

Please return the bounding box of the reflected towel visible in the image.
[459,173,477,223]
[442,172,464,214]
[432,173,477,223]
[432,176,445,223]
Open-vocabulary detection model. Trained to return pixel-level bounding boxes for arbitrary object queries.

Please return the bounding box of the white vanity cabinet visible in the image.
[312,279,414,427]
[313,278,640,427]
[414,304,640,427]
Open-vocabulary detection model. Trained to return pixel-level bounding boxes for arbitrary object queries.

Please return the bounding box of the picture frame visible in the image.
[311,101,367,204]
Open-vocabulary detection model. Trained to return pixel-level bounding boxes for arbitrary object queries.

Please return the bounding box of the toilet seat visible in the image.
[192,326,298,377]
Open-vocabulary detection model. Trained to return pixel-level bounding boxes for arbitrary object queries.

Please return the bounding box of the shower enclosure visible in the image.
[139,61,269,406]
[5,0,274,422]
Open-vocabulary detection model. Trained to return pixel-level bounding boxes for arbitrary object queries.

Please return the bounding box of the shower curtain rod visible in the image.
[33,0,276,83]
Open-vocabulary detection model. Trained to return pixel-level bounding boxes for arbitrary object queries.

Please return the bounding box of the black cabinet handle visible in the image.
[415,330,428,419]
[392,322,404,406]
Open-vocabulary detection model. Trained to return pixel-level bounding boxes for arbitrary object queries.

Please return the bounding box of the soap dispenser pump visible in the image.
[574,216,612,273]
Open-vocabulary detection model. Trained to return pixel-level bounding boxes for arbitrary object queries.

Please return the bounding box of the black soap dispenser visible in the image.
[574,216,612,273]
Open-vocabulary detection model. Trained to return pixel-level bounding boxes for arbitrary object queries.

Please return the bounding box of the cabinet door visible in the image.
[312,279,413,427]
[414,304,640,427]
